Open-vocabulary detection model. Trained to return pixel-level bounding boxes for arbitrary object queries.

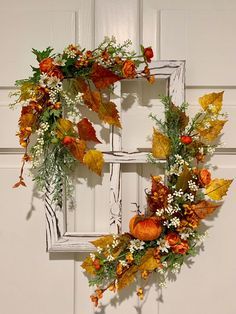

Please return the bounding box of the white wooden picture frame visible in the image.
[46,60,185,252]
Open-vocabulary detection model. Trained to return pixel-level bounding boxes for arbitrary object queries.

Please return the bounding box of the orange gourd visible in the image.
[129,215,162,241]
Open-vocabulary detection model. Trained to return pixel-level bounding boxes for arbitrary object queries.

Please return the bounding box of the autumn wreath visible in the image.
[81,92,233,306]
[11,37,154,204]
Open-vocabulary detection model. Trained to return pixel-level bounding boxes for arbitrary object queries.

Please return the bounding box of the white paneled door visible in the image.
[0,1,236,314]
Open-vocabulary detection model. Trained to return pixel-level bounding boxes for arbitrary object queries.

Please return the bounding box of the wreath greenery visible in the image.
[11,37,154,204]
[82,92,233,306]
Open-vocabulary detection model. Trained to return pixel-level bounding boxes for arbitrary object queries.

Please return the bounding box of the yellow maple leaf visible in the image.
[206,178,233,201]
[56,118,74,139]
[83,150,104,176]
[176,165,192,192]
[198,119,226,141]
[152,128,171,158]
[199,91,224,114]
[139,248,161,271]
[19,81,37,102]
[91,235,114,249]
[81,256,96,275]
[117,265,139,290]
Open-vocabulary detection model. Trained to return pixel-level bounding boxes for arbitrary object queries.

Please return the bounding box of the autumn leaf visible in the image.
[19,81,37,102]
[152,128,171,159]
[81,256,96,275]
[56,118,74,139]
[98,101,121,127]
[198,119,227,141]
[83,89,102,113]
[139,248,161,271]
[193,200,220,219]
[68,140,86,162]
[77,118,101,143]
[12,179,27,188]
[91,235,114,251]
[199,91,224,114]
[176,165,192,191]
[117,265,139,290]
[91,63,121,90]
[169,103,189,130]
[83,150,104,175]
[19,113,36,129]
[112,234,132,259]
[206,179,233,201]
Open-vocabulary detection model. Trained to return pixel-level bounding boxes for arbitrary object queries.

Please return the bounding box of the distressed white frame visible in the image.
[46,60,185,252]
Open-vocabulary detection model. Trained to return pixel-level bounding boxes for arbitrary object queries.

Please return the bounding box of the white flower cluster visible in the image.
[165,204,181,215]
[166,154,189,176]
[129,239,145,253]
[63,45,80,58]
[156,208,164,217]
[173,189,184,197]
[188,180,198,192]
[32,122,49,168]
[62,92,84,122]
[112,234,119,248]
[163,217,180,228]
[119,260,128,267]
[171,263,181,274]
[167,194,173,203]
[107,255,115,262]
[183,193,195,202]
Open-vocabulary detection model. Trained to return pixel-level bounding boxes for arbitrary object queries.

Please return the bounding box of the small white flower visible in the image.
[156,208,164,217]
[97,246,102,254]
[184,193,195,202]
[119,260,128,267]
[157,239,170,253]
[188,180,199,192]
[168,217,180,228]
[54,55,66,66]
[107,255,115,262]
[90,253,95,261]
[129,239,145,253]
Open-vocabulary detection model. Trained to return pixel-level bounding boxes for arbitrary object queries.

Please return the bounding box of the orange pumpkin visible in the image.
[129,215,162,241]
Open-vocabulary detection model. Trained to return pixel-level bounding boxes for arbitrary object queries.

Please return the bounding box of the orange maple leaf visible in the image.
[98,101,121,128]
[68,140,86,162]
[83,89,102,113]
[77,118,101,143]
[91,63,121,89]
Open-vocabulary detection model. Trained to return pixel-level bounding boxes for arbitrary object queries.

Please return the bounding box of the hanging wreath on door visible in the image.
[11,37,232,306]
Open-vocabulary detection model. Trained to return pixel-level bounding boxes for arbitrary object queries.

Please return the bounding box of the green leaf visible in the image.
[32,47,54,62]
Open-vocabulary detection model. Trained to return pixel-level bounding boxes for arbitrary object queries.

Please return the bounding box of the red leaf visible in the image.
[91,63,121,90]
[13,180,26,188]
[77,118,101,143]
[98,101,121,128]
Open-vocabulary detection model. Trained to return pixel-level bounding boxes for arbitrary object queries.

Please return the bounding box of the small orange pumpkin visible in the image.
[129,215,162,241]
